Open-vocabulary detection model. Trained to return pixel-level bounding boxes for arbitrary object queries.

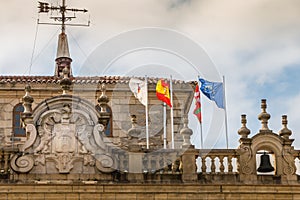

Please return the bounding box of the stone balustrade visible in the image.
[2,146,300,184]
[199,149,238,174]
[1,99,299,185]
[0,149,13,181]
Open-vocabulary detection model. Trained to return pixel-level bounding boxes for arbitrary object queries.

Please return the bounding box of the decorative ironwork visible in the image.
[38,0,89,32]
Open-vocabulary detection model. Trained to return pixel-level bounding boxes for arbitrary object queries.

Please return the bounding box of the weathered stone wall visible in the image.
[0,81,194,149]
[0,184,299,200]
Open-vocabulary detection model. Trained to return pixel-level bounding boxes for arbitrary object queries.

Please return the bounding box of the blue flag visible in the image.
[199,78,224,109]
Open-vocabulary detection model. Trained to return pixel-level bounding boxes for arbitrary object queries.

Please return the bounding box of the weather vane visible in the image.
[38,0,89,33]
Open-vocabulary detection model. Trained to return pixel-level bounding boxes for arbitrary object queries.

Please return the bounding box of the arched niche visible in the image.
[251,133,285,176]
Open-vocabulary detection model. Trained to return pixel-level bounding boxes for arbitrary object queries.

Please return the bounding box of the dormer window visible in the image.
[13,103,26,137]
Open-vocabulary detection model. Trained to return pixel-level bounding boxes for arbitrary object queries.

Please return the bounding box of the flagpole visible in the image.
[145,75,149,149]
[163,102,167,149]
[200,122,204,149]
[223,76,229,149]
[170,75,174,149]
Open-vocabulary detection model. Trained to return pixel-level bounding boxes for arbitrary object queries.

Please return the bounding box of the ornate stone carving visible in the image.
[21,124,37,152]
[11,154,34,173]
[282,148,296,175]
[95,154,115,173]
[11,96,117,175]
[238,146,253,175]
[92,124,106,151]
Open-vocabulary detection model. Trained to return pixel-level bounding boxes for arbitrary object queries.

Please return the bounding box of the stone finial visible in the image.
[22,84,34,115]
[258,99,271,132]
[60,66,72,95]
[238,114,250,138]
[97,83,110,127]
[279,115,292,139]
[22,84,34,125]
[180,115,194,149]
[128,115,141,139]
[97,84,110,112]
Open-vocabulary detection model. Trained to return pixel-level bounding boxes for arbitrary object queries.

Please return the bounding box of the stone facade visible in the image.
[0,76,195,184]
[1,184,300,200]
[1,75,300,199]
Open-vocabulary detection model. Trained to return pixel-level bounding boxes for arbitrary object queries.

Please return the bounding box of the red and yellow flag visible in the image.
[156,79,172,107]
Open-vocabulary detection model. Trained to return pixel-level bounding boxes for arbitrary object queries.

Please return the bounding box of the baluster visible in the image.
[156,155,162,173]
[228,156,233,173]
[219,156,225,173]
[122,154,129,173]
[236,156,240,173]
[195,155,199,173]
[151,156,156,173]
[148,155,152,173]
[172,158,181,174]
[159,155,164,173]
[201,156,207,174]
[0,151,3,172]
[142,155,148,173]
[4,152,10,174]
[163,154,169,173]
[119,153,125,172]
[211,156,216,173]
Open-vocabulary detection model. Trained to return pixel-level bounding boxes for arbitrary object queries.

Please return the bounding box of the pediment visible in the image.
[11,95,116,174]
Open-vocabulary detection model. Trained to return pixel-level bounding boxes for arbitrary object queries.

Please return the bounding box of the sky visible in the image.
[1,0,300,149]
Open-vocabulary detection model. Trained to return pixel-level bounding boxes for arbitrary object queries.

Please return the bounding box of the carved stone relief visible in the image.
[11,96,117,174]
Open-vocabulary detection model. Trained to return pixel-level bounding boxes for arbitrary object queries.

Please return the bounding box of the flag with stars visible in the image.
[199,78,224,109]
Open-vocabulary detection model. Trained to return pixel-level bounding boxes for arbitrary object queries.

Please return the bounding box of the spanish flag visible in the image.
[156,79,172,107]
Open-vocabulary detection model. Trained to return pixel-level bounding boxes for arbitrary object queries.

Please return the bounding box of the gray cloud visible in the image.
[169,0,192,8]
[1,0,300,147]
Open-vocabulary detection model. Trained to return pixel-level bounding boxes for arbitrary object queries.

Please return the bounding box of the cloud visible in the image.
[169,0,192,9]
[1,0,300,148]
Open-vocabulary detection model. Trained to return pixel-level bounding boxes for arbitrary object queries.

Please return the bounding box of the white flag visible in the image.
[129,78,147,106]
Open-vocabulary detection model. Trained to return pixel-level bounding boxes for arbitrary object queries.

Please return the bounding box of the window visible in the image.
[13,103,26,137]
[105,106,113,137]
[96,105,113,137]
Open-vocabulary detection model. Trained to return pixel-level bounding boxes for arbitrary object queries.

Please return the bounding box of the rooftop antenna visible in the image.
[38,0,89,77]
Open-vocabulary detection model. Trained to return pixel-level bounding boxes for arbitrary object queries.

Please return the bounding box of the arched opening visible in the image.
[256,150,276,175]
[95,105,113,137]
[12,103,26,137]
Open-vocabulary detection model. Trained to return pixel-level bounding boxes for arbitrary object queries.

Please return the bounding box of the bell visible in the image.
[257,152,275,173]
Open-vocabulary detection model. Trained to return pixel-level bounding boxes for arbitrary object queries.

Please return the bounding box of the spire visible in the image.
[56,32,70,58]
[55,32,72,77]
[38,0,89,77]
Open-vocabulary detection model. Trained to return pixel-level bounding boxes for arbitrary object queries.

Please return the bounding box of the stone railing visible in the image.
[3,146,300,184]
[109,149,185,183]
[198,149,238,174]
[0,148,13,180]
[141,150,183,174]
